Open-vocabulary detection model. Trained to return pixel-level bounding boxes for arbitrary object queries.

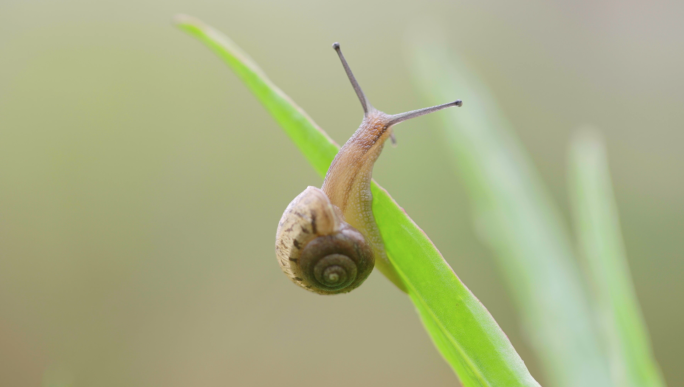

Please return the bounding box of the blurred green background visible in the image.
[1,1,682,386]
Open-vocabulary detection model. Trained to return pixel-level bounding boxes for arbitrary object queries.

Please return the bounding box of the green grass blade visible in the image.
[569,131,666,387]
[174,15,339,177]
[408,35,614,387]
[176,15,540,387]
[373,188,540,386]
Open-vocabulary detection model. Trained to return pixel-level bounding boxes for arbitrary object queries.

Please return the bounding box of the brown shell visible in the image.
[275,186,374,295]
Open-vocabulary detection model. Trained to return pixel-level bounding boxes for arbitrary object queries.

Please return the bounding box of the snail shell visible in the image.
[276,186,374,295]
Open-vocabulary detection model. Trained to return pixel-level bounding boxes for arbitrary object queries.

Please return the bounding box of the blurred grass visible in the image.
[175,15,541,387]
[408,33,614,387]
[570,131,666,387]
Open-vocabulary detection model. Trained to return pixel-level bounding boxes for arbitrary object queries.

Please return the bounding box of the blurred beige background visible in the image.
[0,0,682,386]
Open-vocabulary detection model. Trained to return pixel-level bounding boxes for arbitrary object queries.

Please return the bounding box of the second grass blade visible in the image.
[570,131,666,387]
[408,33,614,387]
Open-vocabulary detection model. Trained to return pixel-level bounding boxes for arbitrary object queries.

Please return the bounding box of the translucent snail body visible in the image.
[275,43,461,294]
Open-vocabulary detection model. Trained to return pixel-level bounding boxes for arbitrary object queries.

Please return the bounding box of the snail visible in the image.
[275,43,462,295]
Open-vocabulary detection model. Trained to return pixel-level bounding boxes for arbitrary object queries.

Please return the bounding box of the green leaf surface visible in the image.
[570,131,666,387]
[176,15,540,387]
[408,33,614,387]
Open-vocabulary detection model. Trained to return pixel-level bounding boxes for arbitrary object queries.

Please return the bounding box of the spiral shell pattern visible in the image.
[275,186,374,295]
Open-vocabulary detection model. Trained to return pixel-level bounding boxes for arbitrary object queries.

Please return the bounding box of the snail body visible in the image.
[276,43,461,295]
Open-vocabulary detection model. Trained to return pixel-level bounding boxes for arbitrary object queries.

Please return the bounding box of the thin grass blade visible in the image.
[408,33,614,387]
[570,130,666,387]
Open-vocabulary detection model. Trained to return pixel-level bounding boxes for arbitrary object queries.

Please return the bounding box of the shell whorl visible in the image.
[275,186,374,295]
